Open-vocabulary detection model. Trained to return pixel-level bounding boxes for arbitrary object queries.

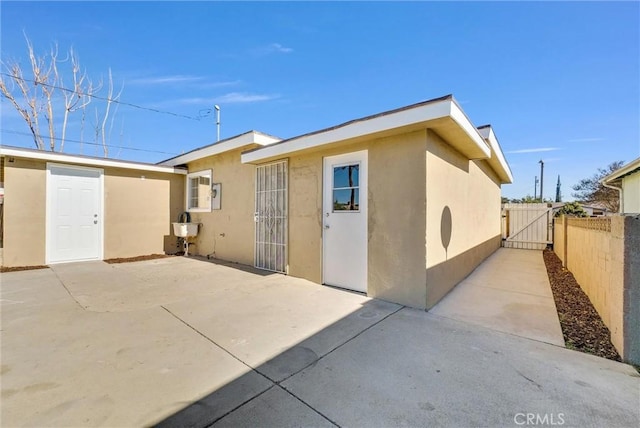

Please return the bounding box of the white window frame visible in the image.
[186,169,212,212]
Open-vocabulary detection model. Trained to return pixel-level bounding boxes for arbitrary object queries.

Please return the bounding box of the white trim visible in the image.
[0,146,186,174]
[160,131,280,166]
[602,157,640,183]
[478,126,514,184]
[46,163,104,264]
[241,98,490,164]
[186,169,213,213]
[449,102,491,159]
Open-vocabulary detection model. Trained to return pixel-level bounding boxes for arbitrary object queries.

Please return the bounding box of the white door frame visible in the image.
[322,150,368,292]
[46,163,104,264]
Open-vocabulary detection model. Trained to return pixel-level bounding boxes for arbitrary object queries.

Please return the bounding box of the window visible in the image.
[332,163,359,211]
[186,170,212,212]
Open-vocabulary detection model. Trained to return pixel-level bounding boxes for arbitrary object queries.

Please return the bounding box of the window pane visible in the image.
[189,178,199,209]
[333,164,359,189]
[188,175,211,209]
[333,189,359,211]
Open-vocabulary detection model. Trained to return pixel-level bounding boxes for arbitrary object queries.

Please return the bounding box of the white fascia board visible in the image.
[602,157,640,183]
[449,102,491,159]
[0,147,187,174]
[161,132,280,167]
[242,100,455,164]
[478,126,513,184]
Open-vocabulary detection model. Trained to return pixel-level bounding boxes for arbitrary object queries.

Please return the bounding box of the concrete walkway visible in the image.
[430,248,565,346]
[2,256,638,427]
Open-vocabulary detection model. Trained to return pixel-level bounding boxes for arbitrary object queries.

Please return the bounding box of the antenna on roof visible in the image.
[214,105,221,142]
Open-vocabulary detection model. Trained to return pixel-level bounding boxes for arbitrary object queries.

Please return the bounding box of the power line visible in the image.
[0,72,204,122]
[1,128,179,156]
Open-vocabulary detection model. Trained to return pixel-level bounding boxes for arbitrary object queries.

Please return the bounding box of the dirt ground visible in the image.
[0,265,48,273]
[542,249,621,362]
[104,254,172,264]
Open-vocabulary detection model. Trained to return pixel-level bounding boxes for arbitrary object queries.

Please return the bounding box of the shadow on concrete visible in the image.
[153,298,401,427]
[188,255,278,277]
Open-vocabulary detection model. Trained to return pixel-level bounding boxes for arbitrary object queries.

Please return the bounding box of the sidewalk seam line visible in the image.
[277,304,405,385]
[203,385,276,428]
[160,305,272,379]
[276,384,341,427]
[50,268,87,311]
[454,283,554,299]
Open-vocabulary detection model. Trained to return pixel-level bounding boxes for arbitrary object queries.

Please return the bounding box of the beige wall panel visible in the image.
[288,155,324,282]
[622,173,640,213]
[103,169,182,259]
[164,173,185,254]
[425,130,501,307]
[3,159,47,267]
[186,148,257,266]
[367,131,427,307]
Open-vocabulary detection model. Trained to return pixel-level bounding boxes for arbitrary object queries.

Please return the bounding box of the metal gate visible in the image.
[501,203,559,250]
[254,160,288,273]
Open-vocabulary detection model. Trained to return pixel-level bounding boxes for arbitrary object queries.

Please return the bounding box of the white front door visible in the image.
[322,150,367,292]
[47,164,103,264]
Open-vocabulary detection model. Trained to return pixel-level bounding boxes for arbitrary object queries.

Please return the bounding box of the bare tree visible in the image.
[572,161,625,212]
[0,35,120,155]
[0,45,45,149]
[100,69,123,157]
[57,47,95,152]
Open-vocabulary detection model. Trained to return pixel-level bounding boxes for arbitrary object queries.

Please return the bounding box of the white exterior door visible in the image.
[47,164,103,263]
[323,151,367,292]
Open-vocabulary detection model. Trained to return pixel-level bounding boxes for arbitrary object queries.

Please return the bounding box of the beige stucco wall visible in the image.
[2,158,47,267]
[286,128,502,309]
[184,147,258,266]
[1,157,183,267]
[553,216,640,365]
[287,130,429,307]
[424,130,502,308]
[103,169,184,259]
[553,216,565,265]
[622,172,640,214]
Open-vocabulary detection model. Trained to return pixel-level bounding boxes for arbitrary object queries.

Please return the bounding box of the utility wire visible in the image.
[0,128,179,156]
[0,72,204,122]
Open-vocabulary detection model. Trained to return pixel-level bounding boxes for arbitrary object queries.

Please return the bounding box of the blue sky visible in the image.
[1,1,638,200]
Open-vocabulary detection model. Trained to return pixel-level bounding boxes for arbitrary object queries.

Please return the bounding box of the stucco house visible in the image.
[0,147,185,267]
[602,157,640,214]
[1,94,512,309]
[159,95,512,308]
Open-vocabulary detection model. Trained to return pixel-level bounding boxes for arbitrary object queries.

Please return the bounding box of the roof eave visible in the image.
[0,146,187,174]
[477,125,514,184]
[602,157,640,184]
[159,131,281,167]
[241,97,491,165]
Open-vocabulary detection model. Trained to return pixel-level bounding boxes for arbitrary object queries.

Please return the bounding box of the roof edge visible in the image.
[0,146,187,175]
[477,125,513,184]
[241,94,492,164]
[159,130,281,167]
[602,157,640,183]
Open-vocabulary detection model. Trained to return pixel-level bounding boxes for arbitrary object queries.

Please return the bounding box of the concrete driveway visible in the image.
[1,256,638,427]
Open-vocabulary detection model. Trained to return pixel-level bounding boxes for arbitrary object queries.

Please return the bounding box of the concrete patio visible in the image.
[1,252,638,427]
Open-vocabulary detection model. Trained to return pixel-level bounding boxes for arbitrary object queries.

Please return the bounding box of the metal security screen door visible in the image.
[255,160,288,273]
